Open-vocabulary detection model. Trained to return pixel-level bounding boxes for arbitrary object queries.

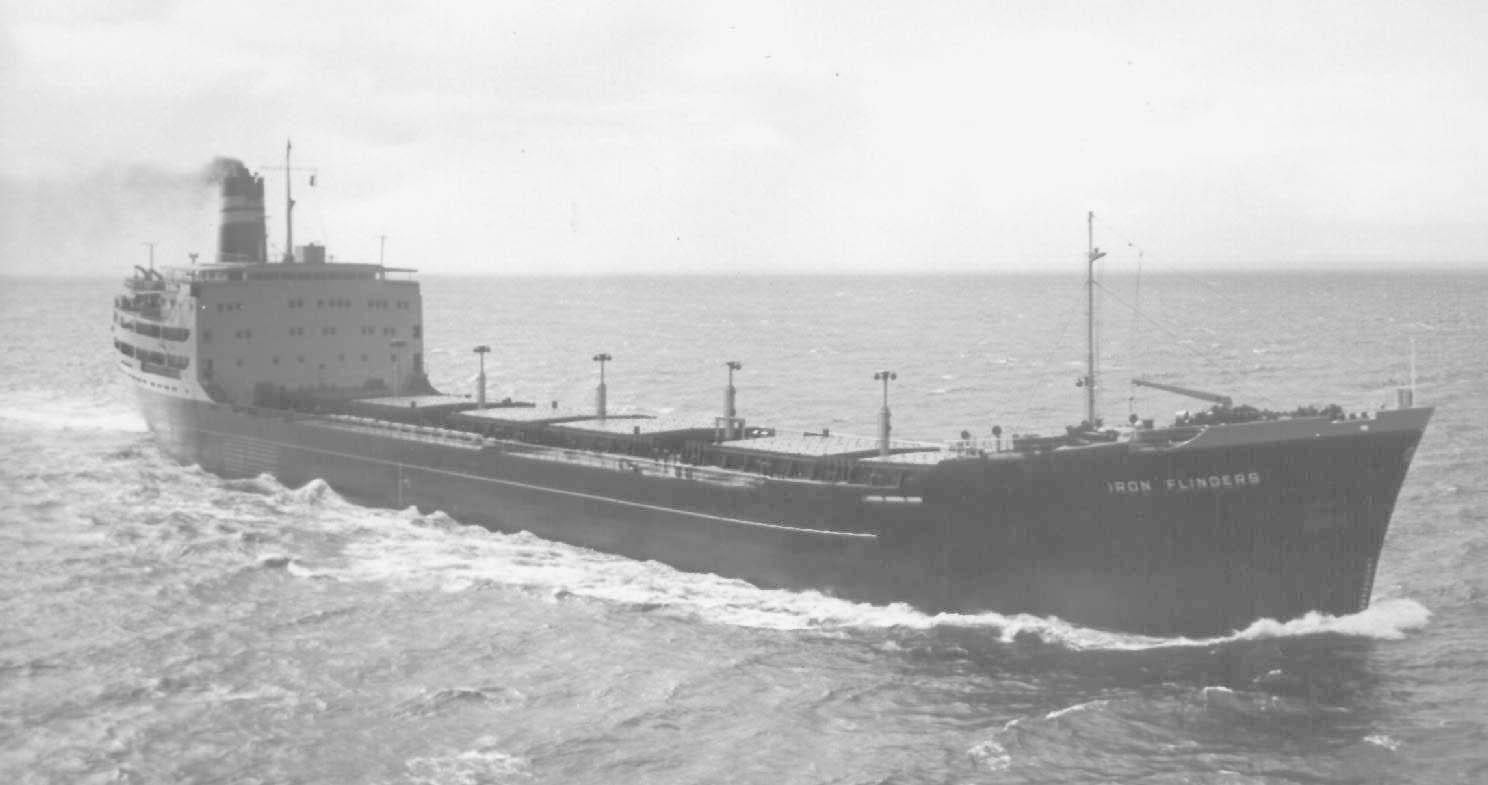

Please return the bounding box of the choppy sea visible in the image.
[1,272,1485,784]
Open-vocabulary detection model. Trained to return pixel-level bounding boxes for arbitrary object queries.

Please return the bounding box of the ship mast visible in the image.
[1084,211,1106,426]
[283,139,295,263]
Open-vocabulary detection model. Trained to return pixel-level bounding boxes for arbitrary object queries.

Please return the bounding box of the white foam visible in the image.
[1364,733,1400,751]
[0,392,146,433]
[1045,699,1109,720]
[893,597,1432,651]
[405,737,529,785]
[272,477,348,508]
[967,738,1012,772]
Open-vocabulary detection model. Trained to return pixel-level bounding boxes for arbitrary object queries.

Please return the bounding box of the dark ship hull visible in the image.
[135,385,1429,636]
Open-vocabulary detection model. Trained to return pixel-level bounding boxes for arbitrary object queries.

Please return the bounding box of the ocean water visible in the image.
[1,271,1485,784]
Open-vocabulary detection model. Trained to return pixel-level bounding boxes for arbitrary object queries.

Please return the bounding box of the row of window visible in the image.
[217,298,415,312]
[113,339,190,370]
[238,270,378,282]
[211,352,421,369]
[116,318,189,342]
[204,325,420,341]
[267,353,397,365]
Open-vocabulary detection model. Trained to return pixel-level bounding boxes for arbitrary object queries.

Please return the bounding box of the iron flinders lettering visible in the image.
[1106,471,1263,496]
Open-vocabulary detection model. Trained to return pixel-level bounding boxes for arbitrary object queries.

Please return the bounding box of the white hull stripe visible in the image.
[863,495,923,505]
[191,425,878,540]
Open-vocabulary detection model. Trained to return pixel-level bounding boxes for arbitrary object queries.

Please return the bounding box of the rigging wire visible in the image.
[1094,280,1235,380]
[1097,216,1249,313]
[1125,244,1144,416]
[1095,215,1403,392]
[308,171,330,257]
[1005,281,1087,429]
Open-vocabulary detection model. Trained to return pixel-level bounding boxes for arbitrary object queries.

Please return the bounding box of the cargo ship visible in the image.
[112,147,1432,635]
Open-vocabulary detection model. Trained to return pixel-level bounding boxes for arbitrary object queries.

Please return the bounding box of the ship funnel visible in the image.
[214,159,266,263]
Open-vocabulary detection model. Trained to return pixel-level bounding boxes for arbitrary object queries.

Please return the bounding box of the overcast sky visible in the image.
[3,0,1486,276]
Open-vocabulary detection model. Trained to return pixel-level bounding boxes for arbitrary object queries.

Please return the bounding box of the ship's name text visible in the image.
[1106,471,1262,496]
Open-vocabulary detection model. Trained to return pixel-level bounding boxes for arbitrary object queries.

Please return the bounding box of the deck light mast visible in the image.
[593,353,612,417]
[474,345,491,408]
[723,360,742,439]
[874,370,897,456]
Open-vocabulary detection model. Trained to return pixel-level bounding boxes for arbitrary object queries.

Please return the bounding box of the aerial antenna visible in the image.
[1409,337,1417,400]
[284,140,294,262]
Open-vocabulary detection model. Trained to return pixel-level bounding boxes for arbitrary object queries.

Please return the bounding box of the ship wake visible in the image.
[0,392,147,433]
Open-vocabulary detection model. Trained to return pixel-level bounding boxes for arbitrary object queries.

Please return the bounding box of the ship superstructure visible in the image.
[113,148,1434,635]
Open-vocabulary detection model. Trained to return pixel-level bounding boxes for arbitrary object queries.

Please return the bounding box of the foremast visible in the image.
[1084,211,1106,427]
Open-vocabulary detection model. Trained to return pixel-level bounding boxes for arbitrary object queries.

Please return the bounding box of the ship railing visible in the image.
[317,414,491,450]
[942,435,1025,455]
[124,277,166,292]
[140,361,182,379]
[506,442,764,487]
[316,414,765,487]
